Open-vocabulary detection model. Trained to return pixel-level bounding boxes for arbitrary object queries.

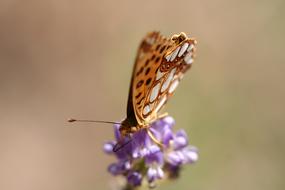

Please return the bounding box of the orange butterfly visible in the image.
[116,31,197,149]
[69,31,197,150]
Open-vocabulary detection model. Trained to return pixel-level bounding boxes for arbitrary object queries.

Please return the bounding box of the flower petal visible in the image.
[145,145,164,166]
[173,130,189,150]
[182,147,199,163]
[166,152,182,166]
[127,171,142,186]
[103,141,115,154]
[157,167,164,179]
[147,167,156,182]
[162,116,175,127]
[113,124,121,141]
[162,128,174,146]
[108,161,131,175]
[147,166,164,183]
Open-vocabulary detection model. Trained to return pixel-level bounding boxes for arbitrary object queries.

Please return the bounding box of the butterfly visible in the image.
[69,31,197,151]
[117,32,197,147]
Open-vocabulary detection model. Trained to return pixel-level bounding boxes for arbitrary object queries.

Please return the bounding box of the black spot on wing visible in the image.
[160,45,166,53]
[155,56,161,64]
[136,80,144,89]
[137,97,145,105]
[136,67,143,76]
[145,67,150,75]
[135,92,142,99]
[155,44,161,51]
[145,59,150,66]
[146,78,152,86]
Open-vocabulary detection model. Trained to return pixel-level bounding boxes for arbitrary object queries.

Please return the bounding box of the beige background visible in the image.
[0,0,284,190]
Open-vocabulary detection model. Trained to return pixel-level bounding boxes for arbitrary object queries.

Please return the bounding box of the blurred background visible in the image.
[0,0,284,190]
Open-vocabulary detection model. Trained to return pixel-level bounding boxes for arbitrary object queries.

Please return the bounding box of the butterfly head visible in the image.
[119,119,140,137]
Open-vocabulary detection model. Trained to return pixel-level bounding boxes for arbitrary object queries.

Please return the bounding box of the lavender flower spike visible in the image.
[103,116,198,188]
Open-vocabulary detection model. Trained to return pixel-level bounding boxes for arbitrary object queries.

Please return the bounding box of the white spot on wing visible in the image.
[184,52,193,64]
[178,43,189,57]
[156,69,164,80]
[161,68,176,92]
[149,102,154,110]
[165,53,172,62]
[170,46,181,62]
[155,95,167,112]
[169,79,179,93]
[143,105,151,115]
[187,44,194,52]
[150,83,161,102]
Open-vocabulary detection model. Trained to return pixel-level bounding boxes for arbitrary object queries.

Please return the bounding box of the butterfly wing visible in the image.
[127,31,197,126]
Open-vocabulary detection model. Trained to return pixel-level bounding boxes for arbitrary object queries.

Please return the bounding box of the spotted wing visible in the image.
[129,31,197,126]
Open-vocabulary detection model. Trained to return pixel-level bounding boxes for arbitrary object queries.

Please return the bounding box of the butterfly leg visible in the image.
[157,112,168,120]
[146,128,164,149]
[113,134,133,152]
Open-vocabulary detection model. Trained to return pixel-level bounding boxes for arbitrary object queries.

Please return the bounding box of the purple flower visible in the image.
[147,166,164,183]
[107,160,131,175]
[103,116,198,188]
[127,171,142,186]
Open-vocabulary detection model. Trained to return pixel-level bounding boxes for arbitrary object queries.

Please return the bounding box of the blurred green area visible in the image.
[0,0,284,190]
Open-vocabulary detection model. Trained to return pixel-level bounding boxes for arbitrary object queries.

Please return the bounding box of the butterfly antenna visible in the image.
[68,118,131,152]
[68,118,122,125]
